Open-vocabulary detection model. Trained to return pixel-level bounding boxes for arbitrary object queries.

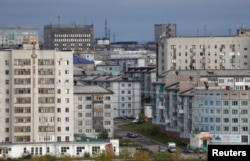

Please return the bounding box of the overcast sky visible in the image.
[0,0,250,42]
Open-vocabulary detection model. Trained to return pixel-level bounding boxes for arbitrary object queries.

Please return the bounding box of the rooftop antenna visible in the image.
[204,25,207,36]
[57,13,61,24]
[105,19,108,39]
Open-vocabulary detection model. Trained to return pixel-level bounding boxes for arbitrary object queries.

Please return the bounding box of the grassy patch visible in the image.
[120,122,186,146]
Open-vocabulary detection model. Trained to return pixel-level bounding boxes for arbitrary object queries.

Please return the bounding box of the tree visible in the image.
[119,148,133,161]
[94,150,114,161]
[98,128,109,139]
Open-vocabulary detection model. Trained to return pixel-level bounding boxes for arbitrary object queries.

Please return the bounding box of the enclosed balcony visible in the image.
[38,97,55,104]
[38,88,55,94]
[38,78,55,85]
[14,88,31,94]
[15,97,31,104]
[14,78,31,85]
[38,59,54,66]
[14,126,31,133]
[14,69,31,75]
[14,59,31,66]
[38,69,55,75]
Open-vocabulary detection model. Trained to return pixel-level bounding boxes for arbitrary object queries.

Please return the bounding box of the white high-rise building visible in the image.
[0,48,74,143]
[157,29,250,75]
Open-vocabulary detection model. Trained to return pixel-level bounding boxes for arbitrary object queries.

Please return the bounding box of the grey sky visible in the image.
[0,0,250,42]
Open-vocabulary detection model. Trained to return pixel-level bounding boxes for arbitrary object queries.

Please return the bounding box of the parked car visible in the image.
[195,147,206,153]
[158,146,167,152]
[127,132,138,138]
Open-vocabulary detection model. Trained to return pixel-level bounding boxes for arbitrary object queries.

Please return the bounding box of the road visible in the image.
[114,118,207,160]
[114,118,165,153]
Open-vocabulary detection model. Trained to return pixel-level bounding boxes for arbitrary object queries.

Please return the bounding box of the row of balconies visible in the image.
[38,59,54,66]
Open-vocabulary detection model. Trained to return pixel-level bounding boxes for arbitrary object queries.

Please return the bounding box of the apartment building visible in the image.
[193,87,250,144]
[153,70,250,143]
[0,26,38,48]
[43,24,94,51]
[0,48,74,143]
[77,74,141,118]
[74,86,114,138]
[125,66,156,103]
[157,29,250,75]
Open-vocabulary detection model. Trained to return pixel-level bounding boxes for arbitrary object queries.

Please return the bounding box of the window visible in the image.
[65,70,69,74]
[241,118,248,123]
[215,101,221,106]
[232,118,238,123]
[232,127,238,132]
[78,105,82,109]
[232,101,238,106]
[65,108,69,112]
[242,127,248,132]
[78,96,82,101]
[215,118,220,123]
[105,96,111,101]
[86,96,92,101]
[85,105,92,109]
[241,101,248,106]
[104,104,111,109]
[223,101,229,106]
[78,113,82,117]
[223,118,229,123]
[241,109,248,115]
[242,135,248,143]
[223,109,229,114]
[65,127,69,131]
[232,109,238,114]
[223,126,229,131]
[218,79,224,83]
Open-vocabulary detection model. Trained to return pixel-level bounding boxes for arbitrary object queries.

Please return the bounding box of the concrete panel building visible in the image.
[0,48,74,143]
[157,29,250,75]
[74,86,114,138]
[0,26,38,48]
[44,24,94,51]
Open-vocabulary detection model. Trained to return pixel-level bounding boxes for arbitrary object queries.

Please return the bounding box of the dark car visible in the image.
[127,132,137,138]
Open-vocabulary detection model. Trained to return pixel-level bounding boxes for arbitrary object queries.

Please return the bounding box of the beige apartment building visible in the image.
[157,29,250,75]
[74,86,114,138]
[0,48,74,143]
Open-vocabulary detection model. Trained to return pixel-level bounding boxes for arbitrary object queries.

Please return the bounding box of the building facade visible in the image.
[154,24,176,43]
[152,70,250,143]
[0,26,38,48]
[157,29,250,75]
[0,49,74,143]
[78,75,141,118]
[74,86,114,138]
[43,24,94,51]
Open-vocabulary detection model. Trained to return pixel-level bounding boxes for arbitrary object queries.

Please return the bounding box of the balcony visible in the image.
[15,97,31,104]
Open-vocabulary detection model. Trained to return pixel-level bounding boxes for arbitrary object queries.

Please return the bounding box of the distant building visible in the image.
[125,66,156,103]
[96,62,122,76]
[74,86,114,138]
[0,26,38,48]
[43,24,94,51]
[157,28,250,75]
[154,24,176,43]
[152,69,250,144]
[77,74,141,118]
[73,55,95,71]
